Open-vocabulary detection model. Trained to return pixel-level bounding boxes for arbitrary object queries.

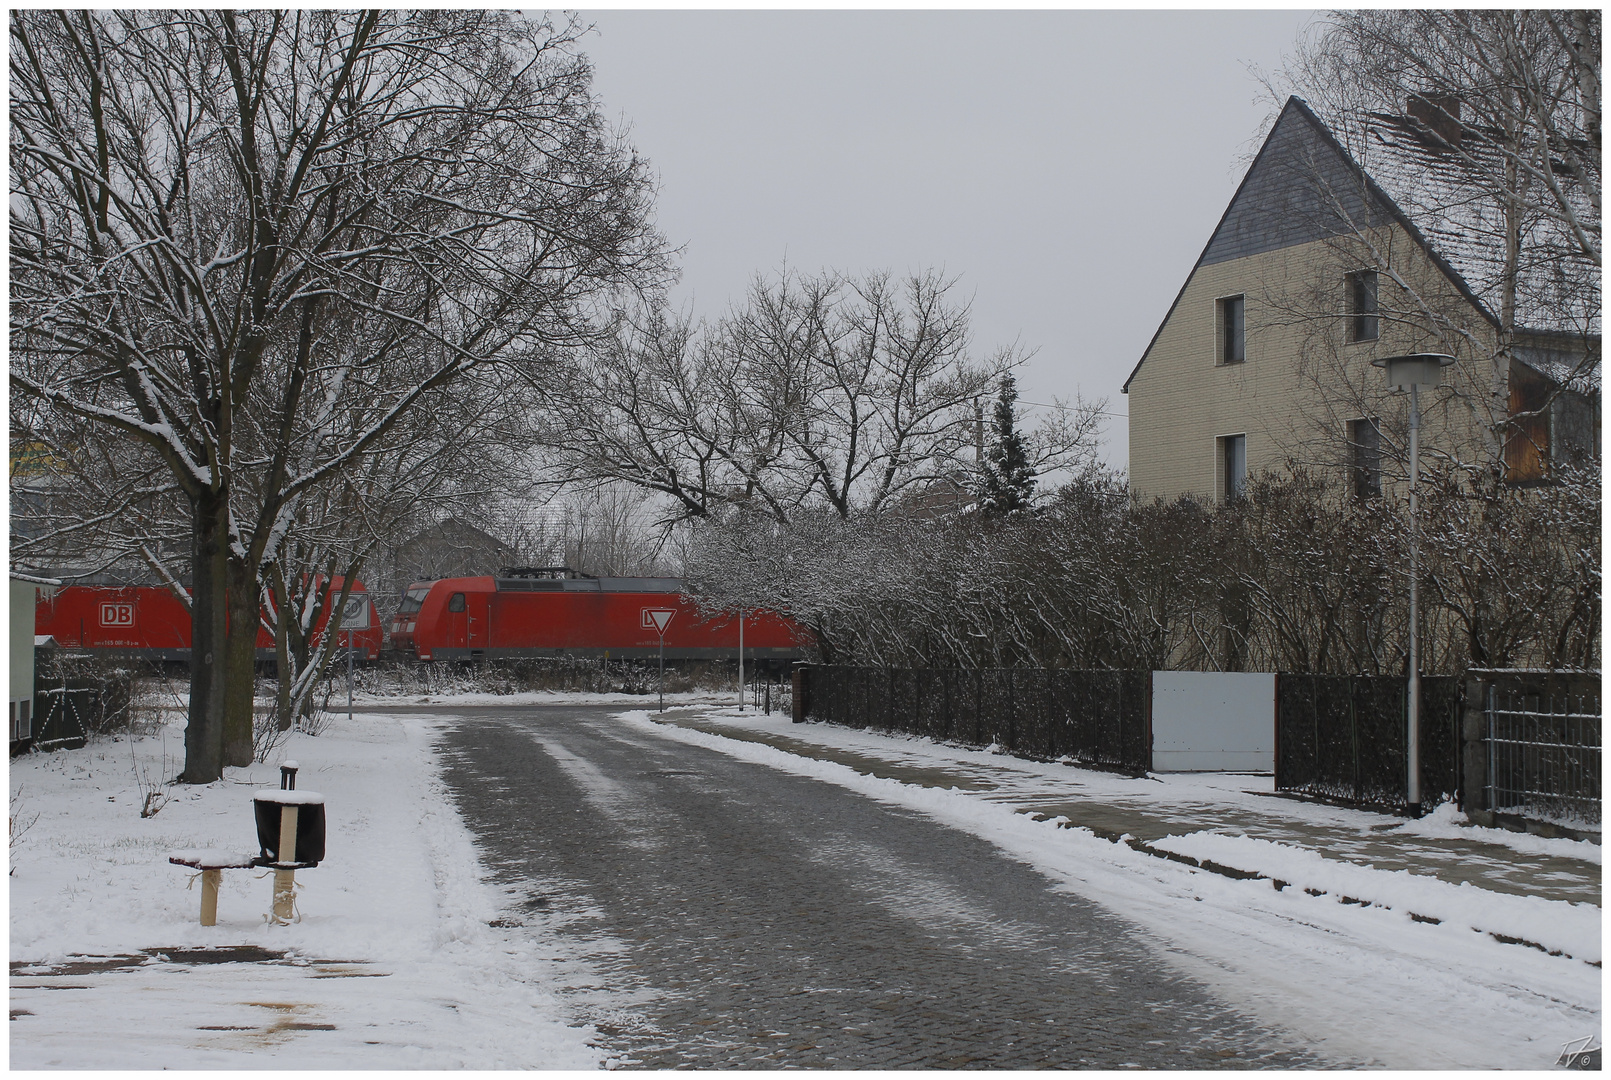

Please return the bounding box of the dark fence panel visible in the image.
[29,675,132,751]
[1421,678,1463,802]
[800,666,1151,772]
[1276,674,1460,809]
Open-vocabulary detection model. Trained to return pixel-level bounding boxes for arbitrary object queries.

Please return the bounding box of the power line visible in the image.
[1020,399,1128,419]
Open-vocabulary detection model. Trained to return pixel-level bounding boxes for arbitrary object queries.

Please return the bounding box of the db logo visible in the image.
[99,602,136,628]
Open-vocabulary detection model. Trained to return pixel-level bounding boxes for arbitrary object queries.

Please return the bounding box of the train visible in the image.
[390,567,807,665]
[33,578,383,663]
[33,567,808,668]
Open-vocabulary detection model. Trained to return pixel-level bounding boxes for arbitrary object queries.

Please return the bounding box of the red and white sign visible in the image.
[99,602,136,628]
[640,608,676,635]
[338,595,371,630]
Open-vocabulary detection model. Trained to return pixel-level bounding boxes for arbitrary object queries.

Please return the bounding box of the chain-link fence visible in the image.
[1274,674,1462,809]
[797,666,1151,772]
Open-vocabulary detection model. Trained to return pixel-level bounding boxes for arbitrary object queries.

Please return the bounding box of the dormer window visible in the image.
[1218,295,1245,364]
[1349,270,1379,342]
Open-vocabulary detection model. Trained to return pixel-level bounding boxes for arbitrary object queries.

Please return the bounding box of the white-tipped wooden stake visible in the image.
[272,804,298,923]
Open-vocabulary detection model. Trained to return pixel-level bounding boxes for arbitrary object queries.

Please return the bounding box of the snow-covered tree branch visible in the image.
[10,9,668,782]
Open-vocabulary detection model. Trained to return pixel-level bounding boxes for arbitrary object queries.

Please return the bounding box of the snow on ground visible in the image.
[692,709,1601,867]
[630,706,1602,1071]
[11,692,1600,1070]
[1143,830,1598,961]
[350,688,748,709]
[9,708,605,1069]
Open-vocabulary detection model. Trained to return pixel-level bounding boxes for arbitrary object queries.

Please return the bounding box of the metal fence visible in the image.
[798,666,1151,772]
[1275,674,1462,809]
[1484,682,1600,831]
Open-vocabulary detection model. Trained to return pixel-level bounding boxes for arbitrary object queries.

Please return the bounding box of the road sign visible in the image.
[642,608,675,635]
[339,594,370,629]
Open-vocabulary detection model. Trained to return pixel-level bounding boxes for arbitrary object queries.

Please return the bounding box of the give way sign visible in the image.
[640,608,676,636]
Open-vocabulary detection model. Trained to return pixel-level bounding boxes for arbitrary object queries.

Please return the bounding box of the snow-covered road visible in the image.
[430,703,1321,1068]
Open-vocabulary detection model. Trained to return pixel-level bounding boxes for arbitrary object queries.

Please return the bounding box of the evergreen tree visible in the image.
[981,375,1036,516]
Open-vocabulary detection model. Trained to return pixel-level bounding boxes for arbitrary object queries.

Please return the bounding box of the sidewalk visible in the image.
[664,707,1600,929]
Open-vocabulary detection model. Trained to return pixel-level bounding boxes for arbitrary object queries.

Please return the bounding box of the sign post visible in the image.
[643,608,676,712]
[339,594,370,725]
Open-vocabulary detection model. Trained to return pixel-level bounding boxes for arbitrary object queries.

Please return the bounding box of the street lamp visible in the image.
[1371,352,1455,818]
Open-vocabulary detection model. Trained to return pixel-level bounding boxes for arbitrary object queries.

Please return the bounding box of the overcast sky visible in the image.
[578,10,1317,469]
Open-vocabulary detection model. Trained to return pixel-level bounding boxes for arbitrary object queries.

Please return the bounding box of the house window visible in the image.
[448,592,466,612]
[1348,417,1382,499]
[1349,270,1379,342]
[1218,296,1246,363]
[1219,434,1247,501]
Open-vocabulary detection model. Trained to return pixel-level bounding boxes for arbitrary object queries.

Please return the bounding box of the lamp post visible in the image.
[1371,353,1455,819]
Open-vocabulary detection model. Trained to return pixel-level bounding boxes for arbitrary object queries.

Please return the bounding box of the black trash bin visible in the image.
[253,791,326,867]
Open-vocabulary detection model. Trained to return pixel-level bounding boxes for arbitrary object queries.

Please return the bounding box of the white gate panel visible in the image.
[1151,671,1275,772]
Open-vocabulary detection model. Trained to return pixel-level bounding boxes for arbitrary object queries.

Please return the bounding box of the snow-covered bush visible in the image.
[685,463,1599,675]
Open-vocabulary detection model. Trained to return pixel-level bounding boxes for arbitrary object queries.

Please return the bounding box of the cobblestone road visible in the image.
[435,706,1323,1069]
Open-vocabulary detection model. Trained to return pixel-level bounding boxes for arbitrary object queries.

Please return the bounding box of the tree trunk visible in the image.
[223,555,259,767]
[181,492,230,783]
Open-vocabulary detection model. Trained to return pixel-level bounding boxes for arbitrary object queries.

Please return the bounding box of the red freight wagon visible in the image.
[392,568,807,663]
[35,579,383,662]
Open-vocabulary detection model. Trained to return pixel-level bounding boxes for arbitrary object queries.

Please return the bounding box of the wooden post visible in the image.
[200,869,221,926]
[272,804,298,923]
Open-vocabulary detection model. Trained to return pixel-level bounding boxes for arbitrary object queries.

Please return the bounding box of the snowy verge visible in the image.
[9,711,599,1069]
[1143,830,1599,962]
[728,709,1601,865]
[1391,797,1602,859]
[349,688,748,708]
[621,709,1601,1070]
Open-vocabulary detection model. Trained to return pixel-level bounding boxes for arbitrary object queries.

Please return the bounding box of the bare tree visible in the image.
[1285,11,1599,271]
[11,10,666,781]
[1272,13,1599,399]
[543,268,1103,525]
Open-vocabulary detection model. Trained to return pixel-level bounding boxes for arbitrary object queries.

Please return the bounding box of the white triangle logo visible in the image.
[646,609,675,634]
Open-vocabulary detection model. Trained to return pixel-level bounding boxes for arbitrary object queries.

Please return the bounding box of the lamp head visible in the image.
[1372,353,1456,392]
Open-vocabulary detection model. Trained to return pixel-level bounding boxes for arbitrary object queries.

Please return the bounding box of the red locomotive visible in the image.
[34,578,383,662]
[391,567,807,664]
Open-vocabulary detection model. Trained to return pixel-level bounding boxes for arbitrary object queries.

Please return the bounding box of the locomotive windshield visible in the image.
[397,587,430,616]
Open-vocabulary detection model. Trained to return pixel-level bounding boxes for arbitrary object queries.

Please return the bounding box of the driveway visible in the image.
[432,705,1322,1068]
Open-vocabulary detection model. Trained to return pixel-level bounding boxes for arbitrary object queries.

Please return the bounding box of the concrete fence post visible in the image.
[1461,676,1493,826]
[791,665,808,724]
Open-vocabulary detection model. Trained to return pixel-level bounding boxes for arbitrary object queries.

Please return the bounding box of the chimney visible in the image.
[1407,94,1462,147]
